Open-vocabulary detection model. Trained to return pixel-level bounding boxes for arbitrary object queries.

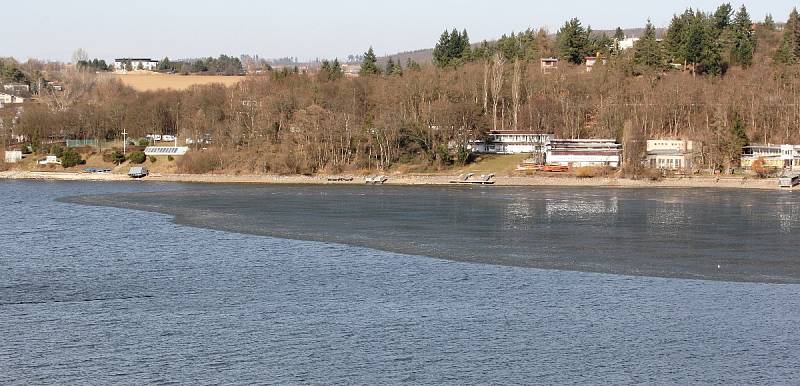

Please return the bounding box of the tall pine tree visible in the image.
[359,47,381,76]
[730,5,756,67]
[633,20,664,69]
[557,18,591,64]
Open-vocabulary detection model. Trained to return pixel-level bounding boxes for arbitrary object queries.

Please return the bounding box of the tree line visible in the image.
[5,3,800,175]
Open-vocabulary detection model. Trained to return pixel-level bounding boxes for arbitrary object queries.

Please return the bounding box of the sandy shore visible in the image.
[0,170,782,190]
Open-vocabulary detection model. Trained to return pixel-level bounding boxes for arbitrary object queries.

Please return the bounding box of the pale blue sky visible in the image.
[6,0,797,62]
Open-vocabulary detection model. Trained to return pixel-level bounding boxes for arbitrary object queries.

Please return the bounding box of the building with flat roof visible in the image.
[645,139,695,171]
[546,139,621,168]
[114,58,158,72]
[741,144,784,169]
[470,131,555,155]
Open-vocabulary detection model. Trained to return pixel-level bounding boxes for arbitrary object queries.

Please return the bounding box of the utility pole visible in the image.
[122,129,128,155]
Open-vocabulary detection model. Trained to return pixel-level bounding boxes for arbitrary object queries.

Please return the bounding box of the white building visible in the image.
[0,93,24,104]
[618,37,640,50]
[114,58,158,72]
[741,144,784,169]
[645,139,695,170]
[38,155,61,165]
[546,139,621,168]
[470,131,555,154]
[3,84,29,93]
[4,150,22,163]
[780,144,800,170]
[144,146,190,156]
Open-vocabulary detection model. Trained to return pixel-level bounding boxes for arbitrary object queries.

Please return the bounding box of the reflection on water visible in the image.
[545,195,618,221]
[65,185,800,283]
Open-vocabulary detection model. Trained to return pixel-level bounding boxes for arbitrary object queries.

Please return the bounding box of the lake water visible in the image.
[2,180,800,384]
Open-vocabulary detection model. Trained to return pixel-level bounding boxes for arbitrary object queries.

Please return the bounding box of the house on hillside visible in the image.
[113,58,158,72]
[470,131,555,155]
[645,140,695,171]
[741,144,784,169]
[0,93,24,105]
[540,58,559,73]
[618,37,640,50]
[4,150,23,163]
[546,139,621,168]
[585,56,607,72]
[3,84,30,93]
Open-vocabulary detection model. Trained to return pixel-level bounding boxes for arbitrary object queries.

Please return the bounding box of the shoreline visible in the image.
[0,170,782,190]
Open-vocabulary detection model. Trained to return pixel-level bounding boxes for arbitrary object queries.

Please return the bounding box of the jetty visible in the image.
[449,173,496,185]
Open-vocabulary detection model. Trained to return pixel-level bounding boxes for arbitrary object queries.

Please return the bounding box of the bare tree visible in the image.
[72,48,88,65]
[490,53,506,131]
[511,60,521,131]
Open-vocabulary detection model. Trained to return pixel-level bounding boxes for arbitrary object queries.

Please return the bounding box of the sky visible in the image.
[5,0,798,62]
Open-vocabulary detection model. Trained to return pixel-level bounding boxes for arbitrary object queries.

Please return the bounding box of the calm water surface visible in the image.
[1,180,799,384]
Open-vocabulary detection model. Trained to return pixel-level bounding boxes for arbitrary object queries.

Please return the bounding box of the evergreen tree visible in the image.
[633,20,664,69]
[433,30,451,67]
[713,3,734,32]
[359,47,381,76]
[666,9,695,62]
[787,8,800,57]
[557,18,591,64]
[406,58,421,71]
[392,60,403,76]
[614,27,626,41]
[331,58,342,78]
[433,28,470,67]
[385,58,396,76]
[730,6,756,67]
[728,115,749,167]
[763,14,776,31]
[774,37,796,64]
[774,9,800,64]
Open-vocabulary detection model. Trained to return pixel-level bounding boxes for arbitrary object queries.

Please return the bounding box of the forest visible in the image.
[3,3,800,175]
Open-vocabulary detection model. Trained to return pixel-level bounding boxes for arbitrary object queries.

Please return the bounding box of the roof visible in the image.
[488,131,554,135]
[647,150,691,156]
[114,58,157,62]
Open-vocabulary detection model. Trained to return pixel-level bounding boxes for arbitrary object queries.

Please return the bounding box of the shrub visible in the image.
[61,149,83,168]
[50,145,64,158]
[104,150,127,165]
[149,156,157,163]
[137,138,151,147]
[177,150,222,174]
[167,155,174,161]
[20,145,32,154]
[575,166,612,178]
[128,151,146,164]
[751,157,771,178]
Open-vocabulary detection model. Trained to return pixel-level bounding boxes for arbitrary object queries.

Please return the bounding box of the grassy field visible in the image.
[456,154,529,175]
[111,72,246,91]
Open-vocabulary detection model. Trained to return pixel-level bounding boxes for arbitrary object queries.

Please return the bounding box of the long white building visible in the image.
[546,139,621,168]
[113,58,158,71]
[470,131,555,154]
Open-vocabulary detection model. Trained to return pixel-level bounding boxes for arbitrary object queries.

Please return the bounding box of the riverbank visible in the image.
[0,170,781,190]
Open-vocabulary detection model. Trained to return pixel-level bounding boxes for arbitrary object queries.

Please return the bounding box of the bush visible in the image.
[128,151,146,164]
[50,145,64,158]
[61,149,83,168]
[137,138,151,147]
[575,166,613,178]
[167,155,174,162]
[20,145,32,155]
[177,150,222,174]
[149,156,157,163]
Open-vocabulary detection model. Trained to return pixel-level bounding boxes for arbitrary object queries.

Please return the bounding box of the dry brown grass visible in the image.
[111,72,246,91]
[574,166,614,178]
